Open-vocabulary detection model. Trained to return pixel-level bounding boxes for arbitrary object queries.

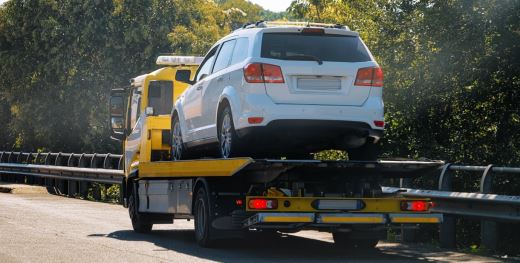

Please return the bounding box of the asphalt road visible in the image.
[0,185,513,263]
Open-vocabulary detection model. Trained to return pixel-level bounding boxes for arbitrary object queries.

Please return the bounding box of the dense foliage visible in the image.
[0,0,271,152]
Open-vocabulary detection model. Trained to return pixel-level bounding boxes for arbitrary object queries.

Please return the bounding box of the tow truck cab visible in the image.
[109,56,203,165]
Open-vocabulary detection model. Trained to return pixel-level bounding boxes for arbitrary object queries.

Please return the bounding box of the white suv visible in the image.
[171,22,384,160]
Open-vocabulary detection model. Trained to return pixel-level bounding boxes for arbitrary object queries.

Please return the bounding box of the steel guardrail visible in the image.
[0,151,124,184]
[394,162,520,249]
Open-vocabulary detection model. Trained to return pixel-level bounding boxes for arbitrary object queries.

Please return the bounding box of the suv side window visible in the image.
[230,37,248,65]
[212,39,236,73]
[195,46,219,82]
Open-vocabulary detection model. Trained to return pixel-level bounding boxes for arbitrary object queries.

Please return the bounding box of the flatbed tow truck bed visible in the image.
[125,159,444,247]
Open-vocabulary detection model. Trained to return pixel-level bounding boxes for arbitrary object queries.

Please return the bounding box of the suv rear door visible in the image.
[259,29,377,106]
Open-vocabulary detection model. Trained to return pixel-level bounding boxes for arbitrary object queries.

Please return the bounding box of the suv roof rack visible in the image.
[239,20,350,31]
[156,55,204,66]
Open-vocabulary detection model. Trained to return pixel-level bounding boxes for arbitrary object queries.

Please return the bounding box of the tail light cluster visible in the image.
[248,198,278,210]
[244,63,285,84]
[354,67,383,87]
[400,200,432,212]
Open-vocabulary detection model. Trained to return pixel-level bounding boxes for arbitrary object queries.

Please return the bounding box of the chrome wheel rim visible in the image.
[220,113,232,158]
[172,121,183,160]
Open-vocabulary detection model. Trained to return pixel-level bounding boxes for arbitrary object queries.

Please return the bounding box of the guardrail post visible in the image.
[438,163,456,249]
[79,182,89,199]
[67,180,78,198]
[92,184,102,201]
[45,178,56,194]
[480,164,498,251]
[399,178,416,242]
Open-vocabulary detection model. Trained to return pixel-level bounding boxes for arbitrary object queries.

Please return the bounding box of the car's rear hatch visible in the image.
[259,28,377,106]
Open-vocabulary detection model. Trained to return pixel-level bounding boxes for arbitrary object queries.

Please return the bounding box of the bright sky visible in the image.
[248,0,293,12]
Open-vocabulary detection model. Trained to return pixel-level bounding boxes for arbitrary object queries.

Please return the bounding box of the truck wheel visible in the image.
[348,142,381,161]
[194,187,215,247]
[129,192,153,233]
[332,232,379,249]
[171,114,184,160]
[217,106,241,158]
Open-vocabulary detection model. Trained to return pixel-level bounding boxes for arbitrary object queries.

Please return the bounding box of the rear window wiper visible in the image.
[283,55,323,65]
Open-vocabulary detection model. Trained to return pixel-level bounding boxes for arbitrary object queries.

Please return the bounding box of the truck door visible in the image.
[124,87,143,173]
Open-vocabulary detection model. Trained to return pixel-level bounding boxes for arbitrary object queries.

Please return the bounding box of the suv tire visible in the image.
[217,106,242,158]
[171,114,184,160]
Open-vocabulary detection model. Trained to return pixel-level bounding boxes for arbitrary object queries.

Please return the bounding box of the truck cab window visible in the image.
[129,88,141,129]
[148,81,173,115]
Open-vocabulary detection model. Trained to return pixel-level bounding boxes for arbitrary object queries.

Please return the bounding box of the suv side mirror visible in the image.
[110,89,127,141]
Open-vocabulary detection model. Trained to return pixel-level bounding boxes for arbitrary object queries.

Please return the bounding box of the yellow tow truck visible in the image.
[109,56,443,248]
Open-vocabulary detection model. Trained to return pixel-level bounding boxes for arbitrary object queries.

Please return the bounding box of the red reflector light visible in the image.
[354,67,384,87]
[244,63,284,84]
[248,117,264,124]
[248,199,278,210]
[374,120,385,127]
[400,201,430,212]
[302,28,325,34]
[236,199,243,206]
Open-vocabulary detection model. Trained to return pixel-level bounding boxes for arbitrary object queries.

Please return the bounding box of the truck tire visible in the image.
[348,142,381,161]
[194,187,215,247]
[129,192,153,233]
[332,232,379,249]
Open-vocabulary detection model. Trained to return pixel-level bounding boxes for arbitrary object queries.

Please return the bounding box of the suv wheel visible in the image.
[217,106,241,158]
[171,115,184,160]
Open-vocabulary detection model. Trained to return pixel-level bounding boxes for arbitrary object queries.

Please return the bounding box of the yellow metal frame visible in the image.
[138,158,253,178]
[263,215,314,223]
[319,215,385,224]
[245,196,431,213]
[391,216,441,223]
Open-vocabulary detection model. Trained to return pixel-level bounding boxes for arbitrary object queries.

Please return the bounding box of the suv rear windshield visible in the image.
[261,33,371,62]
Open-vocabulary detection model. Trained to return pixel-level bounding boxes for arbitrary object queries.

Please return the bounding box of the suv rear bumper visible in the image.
[236,120,383,152]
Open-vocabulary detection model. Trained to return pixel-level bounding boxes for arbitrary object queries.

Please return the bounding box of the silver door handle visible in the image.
[196,86,202,90]
[217,77,224,82]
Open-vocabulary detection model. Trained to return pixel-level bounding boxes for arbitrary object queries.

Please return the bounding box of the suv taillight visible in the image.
[354,67,383,87]
[244,63,284,83]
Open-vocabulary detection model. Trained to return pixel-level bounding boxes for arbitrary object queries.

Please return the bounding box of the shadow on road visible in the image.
[100,229,440,262]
